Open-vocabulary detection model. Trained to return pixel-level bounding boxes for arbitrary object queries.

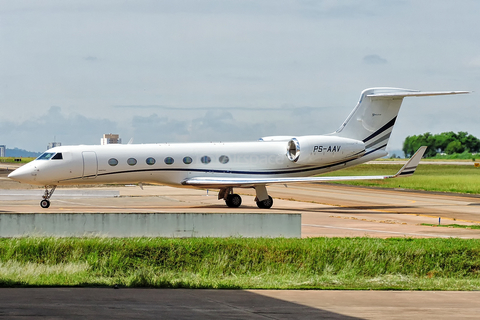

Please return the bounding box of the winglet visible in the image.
[394,146,427,177]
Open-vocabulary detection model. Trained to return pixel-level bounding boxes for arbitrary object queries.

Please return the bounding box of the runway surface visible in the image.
[1,288,479,319]
[1,180,479,238]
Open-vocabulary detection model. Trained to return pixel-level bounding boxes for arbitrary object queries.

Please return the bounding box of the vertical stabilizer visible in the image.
[333,88,411,151]
[332,87,469,152]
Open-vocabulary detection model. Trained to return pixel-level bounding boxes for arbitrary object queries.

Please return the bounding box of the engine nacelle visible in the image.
[286,135,365,165]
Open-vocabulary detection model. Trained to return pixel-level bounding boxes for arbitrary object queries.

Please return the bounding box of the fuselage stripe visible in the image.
[363,117,397,143]
[59,145,387,182]
[365,132,391,149]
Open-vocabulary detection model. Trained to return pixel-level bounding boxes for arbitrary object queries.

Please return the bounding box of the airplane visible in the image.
[8,87,468,209]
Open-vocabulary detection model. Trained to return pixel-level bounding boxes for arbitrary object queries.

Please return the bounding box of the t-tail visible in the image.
[332,87,469,155]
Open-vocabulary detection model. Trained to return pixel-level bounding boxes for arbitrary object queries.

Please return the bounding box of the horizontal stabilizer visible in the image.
[367,91,469,99]
[182,147,427,188]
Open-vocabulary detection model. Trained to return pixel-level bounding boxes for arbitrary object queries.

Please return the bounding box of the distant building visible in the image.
[0,145,5,157]
[47,142,62,150]
[101,134,122,145]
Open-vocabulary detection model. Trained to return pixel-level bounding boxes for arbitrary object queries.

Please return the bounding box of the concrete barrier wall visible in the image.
[0,213,301,238]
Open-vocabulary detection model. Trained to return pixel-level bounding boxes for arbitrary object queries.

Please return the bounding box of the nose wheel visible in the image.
[40,185,57,208]
[40,199,51,208]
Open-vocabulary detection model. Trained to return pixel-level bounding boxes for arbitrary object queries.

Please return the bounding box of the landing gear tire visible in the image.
[40,199,50,208]
[225,194,242,208]
[256,196,273,209]
[40,185,56,208]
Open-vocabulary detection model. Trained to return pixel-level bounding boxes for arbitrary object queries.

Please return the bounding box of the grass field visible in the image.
[421,224,480,230]
[1,237,479,290]
[320,164,480,194]
[0,157,36,164]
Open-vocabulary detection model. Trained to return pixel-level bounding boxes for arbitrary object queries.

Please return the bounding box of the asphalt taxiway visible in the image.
[1,181,479,238]
[1,288,479,319]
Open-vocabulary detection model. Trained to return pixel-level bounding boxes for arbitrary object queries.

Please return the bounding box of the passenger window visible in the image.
[164,157,174,165]
[127,158,137,166]
[108,158,118,166]
[183,156,193,164]
[52,153,63,160]
[146,157,156,165]
[201,156,211,164]
[219,155,229,164]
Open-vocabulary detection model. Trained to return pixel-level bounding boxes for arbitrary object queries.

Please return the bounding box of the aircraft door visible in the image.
[82,151,98,179]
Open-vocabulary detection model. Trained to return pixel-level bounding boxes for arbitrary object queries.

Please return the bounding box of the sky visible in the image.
[1,0,479,154]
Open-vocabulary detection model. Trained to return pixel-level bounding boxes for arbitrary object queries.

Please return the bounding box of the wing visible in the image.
[182,147,427,188]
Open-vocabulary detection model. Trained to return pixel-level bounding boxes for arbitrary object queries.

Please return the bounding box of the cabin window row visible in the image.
[107,155,230,166]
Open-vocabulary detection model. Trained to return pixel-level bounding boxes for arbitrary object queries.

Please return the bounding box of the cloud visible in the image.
[130,110,275,143]
[1,103,345,152]
[289,106,315,118]
[1,107,119,151]
[113,105,306,111]
[84,56,98,61]
[131,114,189,143]
[468,56,480,68]
[190,110,245,141]
[362,54,388,65]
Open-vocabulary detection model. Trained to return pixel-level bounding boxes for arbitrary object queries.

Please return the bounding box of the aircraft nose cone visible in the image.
[8,166,34,183]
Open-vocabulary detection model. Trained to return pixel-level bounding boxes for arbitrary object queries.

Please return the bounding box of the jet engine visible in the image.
[286,136,365,165]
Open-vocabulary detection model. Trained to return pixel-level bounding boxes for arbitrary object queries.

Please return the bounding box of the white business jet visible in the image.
[8,87,468,209]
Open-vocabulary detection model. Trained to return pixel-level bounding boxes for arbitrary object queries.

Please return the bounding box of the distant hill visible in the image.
[6,148,41,158]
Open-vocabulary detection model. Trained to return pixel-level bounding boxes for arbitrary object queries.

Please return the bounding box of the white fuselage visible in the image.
[10,135,380,188]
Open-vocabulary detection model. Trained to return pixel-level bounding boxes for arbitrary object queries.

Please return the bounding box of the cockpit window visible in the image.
[37,153,55,160]
[52,153,63,160]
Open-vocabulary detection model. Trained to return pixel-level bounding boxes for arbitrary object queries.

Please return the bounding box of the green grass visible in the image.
[421,224,480,230]
[0,157,35,163]
[320,164,480,194]
[429,151,478,160]
[1,237,479,290]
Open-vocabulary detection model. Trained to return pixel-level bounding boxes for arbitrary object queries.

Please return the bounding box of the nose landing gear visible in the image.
[40,199,50,208]
[40,185,57,208]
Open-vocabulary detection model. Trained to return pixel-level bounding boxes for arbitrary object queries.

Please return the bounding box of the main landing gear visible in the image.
[256,196,273,209]
[219,187,242,208]
[40,185,57,208]
[218,185,274,209]
[226,193,242,208]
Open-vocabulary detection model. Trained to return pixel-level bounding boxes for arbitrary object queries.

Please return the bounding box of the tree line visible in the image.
[402,132,480,158]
